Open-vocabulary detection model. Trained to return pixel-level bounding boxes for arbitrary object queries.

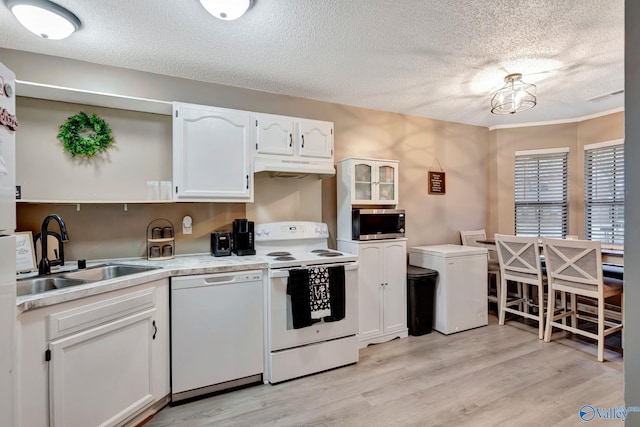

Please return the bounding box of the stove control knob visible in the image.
[255,228,263,236]
[264,228,270,235]
[315,225,321,233]
[321,225,328,233]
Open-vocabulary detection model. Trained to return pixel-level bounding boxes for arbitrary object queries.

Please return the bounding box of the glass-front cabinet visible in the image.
[347,158,399,205]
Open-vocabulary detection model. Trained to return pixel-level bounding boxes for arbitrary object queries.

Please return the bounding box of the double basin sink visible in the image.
[17,264,162,297]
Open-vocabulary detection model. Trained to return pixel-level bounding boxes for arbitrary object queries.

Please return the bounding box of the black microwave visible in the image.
[352,209,405,240]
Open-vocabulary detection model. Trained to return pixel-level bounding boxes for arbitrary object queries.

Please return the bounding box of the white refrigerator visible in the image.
[0,61,17,427]
[409,244,487,335]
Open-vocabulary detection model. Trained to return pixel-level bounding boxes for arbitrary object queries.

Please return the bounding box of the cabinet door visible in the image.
[255,115,295,156]
[357,244,384,339]
[173,103,252,201]
[351,160,376,204]
[49,309,156,427]
[297,119,333,159]
[382,241,407,333]
[376,161,399,204]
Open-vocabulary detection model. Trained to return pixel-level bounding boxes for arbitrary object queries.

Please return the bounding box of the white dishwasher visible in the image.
[171,270,264,403]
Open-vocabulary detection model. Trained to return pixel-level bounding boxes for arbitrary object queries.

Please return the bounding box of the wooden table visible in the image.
[476,238,624,267]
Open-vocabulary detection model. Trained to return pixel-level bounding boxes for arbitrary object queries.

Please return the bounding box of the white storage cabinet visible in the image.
[253,113,334,174]
[409,245,488,334]
[338,239,407,347]
[18,279,169,427]
[173,102,253,202]
[337,158,399,205]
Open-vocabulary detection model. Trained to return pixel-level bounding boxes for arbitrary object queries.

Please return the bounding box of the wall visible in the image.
[15,97,172,201]
[625,0,640,421]
[488,111,624,238]
[3,48,490,260]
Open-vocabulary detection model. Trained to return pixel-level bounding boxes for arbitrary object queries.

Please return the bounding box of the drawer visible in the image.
[47,288,156,341]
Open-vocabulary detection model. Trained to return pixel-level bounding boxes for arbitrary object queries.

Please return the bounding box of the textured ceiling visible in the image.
[0,0,625,128]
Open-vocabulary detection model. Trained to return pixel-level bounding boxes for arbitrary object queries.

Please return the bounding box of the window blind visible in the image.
[514,151,568,237]
[584,143,624,244]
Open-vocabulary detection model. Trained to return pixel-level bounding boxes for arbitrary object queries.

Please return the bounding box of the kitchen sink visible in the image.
[16,277,93,297]
[17,264,162,297]
[60,264,161,281]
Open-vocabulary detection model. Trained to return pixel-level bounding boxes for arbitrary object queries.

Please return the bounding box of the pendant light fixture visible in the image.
[490,73,537,115]
[199,0,253,21]
[5,0,81,40]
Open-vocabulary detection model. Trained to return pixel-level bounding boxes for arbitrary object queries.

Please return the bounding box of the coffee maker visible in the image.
[232,218,256,256]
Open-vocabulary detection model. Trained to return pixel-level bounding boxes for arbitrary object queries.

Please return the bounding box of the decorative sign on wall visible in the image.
[428,158,446,195]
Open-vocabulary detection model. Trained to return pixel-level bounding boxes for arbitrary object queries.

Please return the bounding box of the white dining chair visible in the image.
[495,234,546,339]
[542,238,623,362]
[460,229,501,307]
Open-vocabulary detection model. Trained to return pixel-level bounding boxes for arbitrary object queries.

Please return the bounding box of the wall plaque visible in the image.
[428,171,446,195]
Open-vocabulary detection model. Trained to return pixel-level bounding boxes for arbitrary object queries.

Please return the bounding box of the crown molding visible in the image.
[488,107,624,131]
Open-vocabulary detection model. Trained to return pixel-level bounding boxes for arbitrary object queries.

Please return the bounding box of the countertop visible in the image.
[16,254,268,314]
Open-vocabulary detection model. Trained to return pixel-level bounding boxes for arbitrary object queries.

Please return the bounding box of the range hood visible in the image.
[254,157,336,179]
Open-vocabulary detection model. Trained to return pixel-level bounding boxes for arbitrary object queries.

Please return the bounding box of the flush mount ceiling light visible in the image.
[199,0,252,21]
[490,73,537,115]
[5,0,81,40]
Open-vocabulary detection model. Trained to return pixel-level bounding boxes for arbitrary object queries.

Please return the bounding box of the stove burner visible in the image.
[267,252,292,257]
[317,252,342,257]
[311,249,331,253]
[274,256,296,261]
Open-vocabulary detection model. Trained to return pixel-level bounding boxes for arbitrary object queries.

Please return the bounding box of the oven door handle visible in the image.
[270,262,358,279]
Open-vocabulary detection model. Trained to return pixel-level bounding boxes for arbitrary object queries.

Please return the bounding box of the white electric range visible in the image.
[255,221,359,383]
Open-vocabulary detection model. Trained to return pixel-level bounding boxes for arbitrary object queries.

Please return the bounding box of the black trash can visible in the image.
[407,265,439,336]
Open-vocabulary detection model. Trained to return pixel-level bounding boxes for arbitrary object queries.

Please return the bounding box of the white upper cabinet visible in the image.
[173,102,253,202]
[253,114,334,175]
[297,119,333,159]
[338,158,399,205]
[255,115,295,156]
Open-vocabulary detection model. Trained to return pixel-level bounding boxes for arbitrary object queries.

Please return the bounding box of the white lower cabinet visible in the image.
[18,279,169,427]
[337,239,407,348]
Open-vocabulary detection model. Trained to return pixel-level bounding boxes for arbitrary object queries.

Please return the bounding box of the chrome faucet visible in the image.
[38,214,69,275]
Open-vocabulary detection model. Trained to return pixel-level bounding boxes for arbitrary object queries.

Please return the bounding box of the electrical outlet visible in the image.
[182,216,193,235]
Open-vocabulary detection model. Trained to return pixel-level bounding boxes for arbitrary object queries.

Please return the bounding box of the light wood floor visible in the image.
[145,316,623,427]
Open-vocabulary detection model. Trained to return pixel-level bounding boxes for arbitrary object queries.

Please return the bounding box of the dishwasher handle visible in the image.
[172,271,263,290]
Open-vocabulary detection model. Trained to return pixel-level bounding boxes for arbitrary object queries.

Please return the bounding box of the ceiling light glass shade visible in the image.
[199,0,252,20]
[490,73,537,115]
[5,0,81,40]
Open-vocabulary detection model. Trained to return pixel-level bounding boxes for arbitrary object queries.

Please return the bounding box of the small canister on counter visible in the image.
[149,245,161,258]
[162,244,173,258]
[162,226,174,238]
[151,227,162,239]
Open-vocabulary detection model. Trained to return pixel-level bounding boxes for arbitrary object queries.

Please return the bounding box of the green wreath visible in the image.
[57,112,114,157]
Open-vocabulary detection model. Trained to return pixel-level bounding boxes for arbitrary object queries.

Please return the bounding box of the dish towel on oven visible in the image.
[309,267,332,319]
[287,266,346,329]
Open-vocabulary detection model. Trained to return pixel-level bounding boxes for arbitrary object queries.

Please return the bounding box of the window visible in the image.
[514,148,568,238]
[584,140,624,245]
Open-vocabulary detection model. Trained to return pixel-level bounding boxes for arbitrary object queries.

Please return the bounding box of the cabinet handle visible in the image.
[301,135,305,148]
[246,175,249,190]
[289,133,293,147]
[152,320,157,340]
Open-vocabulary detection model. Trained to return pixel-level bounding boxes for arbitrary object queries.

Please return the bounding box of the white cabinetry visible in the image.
[173,102,253,202]
[337,158,399,205]
[338,239,407,347]
[337,157,400,240]
[18,279,169,427]
[254,114,334,175]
